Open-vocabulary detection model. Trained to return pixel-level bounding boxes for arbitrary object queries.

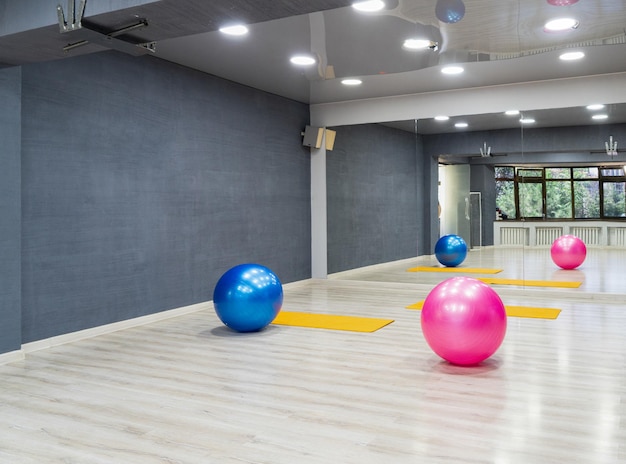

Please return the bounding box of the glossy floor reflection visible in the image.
[0,246,624,463]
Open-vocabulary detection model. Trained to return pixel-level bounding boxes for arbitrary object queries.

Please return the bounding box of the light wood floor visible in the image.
[1,246,625,463]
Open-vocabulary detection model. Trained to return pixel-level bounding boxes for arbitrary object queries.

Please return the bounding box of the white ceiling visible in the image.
[2,0,625,134]
[152,0,626,133]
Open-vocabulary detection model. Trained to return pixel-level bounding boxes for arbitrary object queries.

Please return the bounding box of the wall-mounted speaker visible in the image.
[302,126,336,151]
[302,125,324,148]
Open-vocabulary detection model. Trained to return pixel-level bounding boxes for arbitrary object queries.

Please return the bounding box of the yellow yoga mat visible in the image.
[272,311,394,332]
[477,277,582,288]
[407,266,503,274]
[406,301,561,320]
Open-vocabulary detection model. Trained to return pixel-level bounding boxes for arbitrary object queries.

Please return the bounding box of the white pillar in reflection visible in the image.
[311,139,327,279]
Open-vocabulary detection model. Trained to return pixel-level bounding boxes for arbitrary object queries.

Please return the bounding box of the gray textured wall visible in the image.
[422,147,440,254]
[0,67,22,353]
[424,124,626,159]
[20,51,311,343]
[327,123,420,273]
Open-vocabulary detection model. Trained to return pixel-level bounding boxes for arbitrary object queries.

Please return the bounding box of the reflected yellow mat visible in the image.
[272,311,394,332]
[477,277,582,288]
[406,301,561,319]
[407,266,503,274]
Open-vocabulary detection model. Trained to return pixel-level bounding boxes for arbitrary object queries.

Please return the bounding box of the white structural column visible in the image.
[310,140,327,278]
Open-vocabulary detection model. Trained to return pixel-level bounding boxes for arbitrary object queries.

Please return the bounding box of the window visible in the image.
[495,167,515,219]
[495,165,626,221]
[603,182,626,217]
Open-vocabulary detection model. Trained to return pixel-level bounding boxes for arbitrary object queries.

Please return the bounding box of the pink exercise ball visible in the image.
[421,277,507,366]
[550,234,586,270]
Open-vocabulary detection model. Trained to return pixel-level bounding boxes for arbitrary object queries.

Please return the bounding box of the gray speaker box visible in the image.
[302,126,336,151]
[302,125,324,148]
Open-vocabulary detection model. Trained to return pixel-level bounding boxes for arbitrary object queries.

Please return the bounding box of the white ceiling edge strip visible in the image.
[310,72,626,128]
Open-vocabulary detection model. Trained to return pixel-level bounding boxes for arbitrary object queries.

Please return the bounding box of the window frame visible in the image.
[494,165,626,221]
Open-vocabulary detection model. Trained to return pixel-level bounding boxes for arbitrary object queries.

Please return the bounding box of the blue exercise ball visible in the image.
[435,234,468,267]
[435,0,466,23]
[213,263,283,332]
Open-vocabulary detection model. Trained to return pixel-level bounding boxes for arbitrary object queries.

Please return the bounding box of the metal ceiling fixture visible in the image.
[605,136,618,157]
[57,0,156,55]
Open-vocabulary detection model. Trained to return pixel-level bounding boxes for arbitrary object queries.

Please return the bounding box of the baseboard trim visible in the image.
[0,349,26,365]
[328,256,419,279]
[3,278,324,364]
[21,301,211,355]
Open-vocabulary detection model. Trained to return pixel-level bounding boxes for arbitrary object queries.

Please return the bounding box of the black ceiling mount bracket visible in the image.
[57,0,156,56]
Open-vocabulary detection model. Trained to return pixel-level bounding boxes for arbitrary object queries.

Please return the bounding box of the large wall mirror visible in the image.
[323,102,626,275]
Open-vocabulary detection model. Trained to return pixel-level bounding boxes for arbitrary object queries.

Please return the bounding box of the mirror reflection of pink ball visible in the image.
[550,235,586,270]
[421,277,507,366]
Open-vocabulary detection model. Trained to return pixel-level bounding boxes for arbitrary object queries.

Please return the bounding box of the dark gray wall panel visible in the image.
[20,51,310,343]
[424,124,626,159]
[470,164,496,246]
[0,66,22,353]
[327,124,419,273]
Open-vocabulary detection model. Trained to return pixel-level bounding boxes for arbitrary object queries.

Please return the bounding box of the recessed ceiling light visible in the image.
[441,65,464,75]
[434,115,450,121]
[547,0,579,5]
[586,104,605,110]
[520,117,536,124]
[559,51,584,61]
[592,114,609,120]
[341,78,362,86]
[544,18,579,31]
[403,39,433,50]
[219,24,249,36]
[505,110,520,116]
[455,122,468,128]
[352,0,385,12]
[290,55,316,66]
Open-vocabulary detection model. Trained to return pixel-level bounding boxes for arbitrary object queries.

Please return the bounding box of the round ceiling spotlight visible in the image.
[441,65,464,75]
[341,78,362,86]
[547,0,579,5]
[352,0,385,12]
[219,24,249,36]
[559,51,584,61]
[290,55,316,66]
[455,122,468,128]
[434,115,450,121]
[544,18,579,32]
[403,39,435,50]
[435,0,466,24]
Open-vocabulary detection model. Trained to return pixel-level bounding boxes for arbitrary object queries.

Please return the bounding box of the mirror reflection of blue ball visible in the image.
[213,263,283,332]
[435,0,466,23]
[435,234,468,267]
